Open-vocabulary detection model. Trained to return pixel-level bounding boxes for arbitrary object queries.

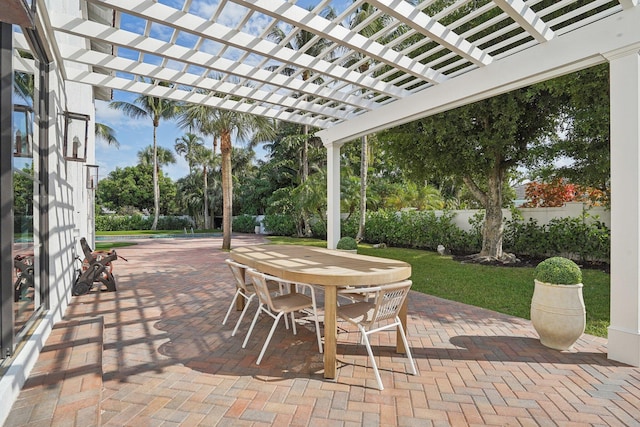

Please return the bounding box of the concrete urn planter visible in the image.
[530,279,585,350]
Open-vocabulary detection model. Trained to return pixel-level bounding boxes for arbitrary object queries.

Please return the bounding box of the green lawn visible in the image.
[266,236,610,338]
[94,242,137,250]
[97,229,220,235]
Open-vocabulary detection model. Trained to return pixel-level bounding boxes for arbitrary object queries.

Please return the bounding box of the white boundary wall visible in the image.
[254,202,610,235]
[448,202,610,232]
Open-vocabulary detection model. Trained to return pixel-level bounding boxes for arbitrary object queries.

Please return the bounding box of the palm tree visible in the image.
[345,3,390,241]
[191,145,217,229]
[177,102,220,154]
[137,145,176,169]
[179,88,275,247]
[95,123,119,148]
[210,110,275,249]
[387,182,445,211]
[110,83,180,229]
[356,135,368,241]
[174,132,204,174]
[267,5,336,236]
[175,173,205,226]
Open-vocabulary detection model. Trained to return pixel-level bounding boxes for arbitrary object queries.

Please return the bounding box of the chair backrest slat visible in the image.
[225,259,250,293]
[247,270,276,310]
[370,281,412,324]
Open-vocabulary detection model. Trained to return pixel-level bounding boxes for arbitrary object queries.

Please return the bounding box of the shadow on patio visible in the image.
[6,236,639,426]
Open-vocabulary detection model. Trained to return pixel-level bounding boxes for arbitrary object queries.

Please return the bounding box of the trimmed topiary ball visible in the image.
[336,236,358,250]
[534,257,582,285]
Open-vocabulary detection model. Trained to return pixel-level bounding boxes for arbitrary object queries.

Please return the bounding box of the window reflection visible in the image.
[12,70,37,337]
[13,104,33,158]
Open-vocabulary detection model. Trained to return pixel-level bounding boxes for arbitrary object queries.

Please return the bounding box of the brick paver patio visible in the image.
[5,235,640,426]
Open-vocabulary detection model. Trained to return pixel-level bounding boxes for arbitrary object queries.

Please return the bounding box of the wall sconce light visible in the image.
[86,164,99,190]
[63,112,90,162]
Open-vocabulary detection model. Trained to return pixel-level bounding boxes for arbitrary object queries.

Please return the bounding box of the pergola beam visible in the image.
[318,5,640,144]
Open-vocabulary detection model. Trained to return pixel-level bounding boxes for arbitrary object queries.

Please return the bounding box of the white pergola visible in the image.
[30,0,640,366]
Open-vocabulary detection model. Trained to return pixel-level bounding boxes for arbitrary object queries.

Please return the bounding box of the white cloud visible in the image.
[95,100,150,130]
[190,0,221,19]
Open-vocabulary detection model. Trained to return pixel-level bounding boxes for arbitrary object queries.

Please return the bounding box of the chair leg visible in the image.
[313,306,323,354]
[359,325,384,390]
[290,311,297,335]
[396,318,417,375]
[256,312,284,365]
[242,302,264,349]
[222,289,241,325]
[231,294,254,337]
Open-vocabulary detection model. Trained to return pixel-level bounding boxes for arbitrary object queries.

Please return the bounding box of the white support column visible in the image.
[326,141,342,249]
[609,48,640,367]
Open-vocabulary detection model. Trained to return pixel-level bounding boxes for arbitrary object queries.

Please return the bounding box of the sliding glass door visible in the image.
[1,22,48,361]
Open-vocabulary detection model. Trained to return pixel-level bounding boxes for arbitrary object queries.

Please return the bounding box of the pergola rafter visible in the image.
[43,0,627,132]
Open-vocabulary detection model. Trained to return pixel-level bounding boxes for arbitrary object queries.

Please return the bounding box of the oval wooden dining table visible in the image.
[230,244,412,379]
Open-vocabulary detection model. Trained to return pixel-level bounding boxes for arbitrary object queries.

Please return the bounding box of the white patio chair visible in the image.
[222,259,284,337]
[337,280,417,390]
[243,269,323,365]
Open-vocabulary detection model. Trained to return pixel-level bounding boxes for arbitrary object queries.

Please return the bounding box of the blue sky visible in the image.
[95,98,190,181]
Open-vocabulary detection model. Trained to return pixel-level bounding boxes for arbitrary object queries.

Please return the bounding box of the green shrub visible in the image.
[263,214,297,236]
[233,214,258,233]
[336,236,358,250]
[341,216,359,238]
[96,215,193,231]
[504,214,610,262]
[534,257,583,284]
[311,219,327,239]
[362,210,479,254]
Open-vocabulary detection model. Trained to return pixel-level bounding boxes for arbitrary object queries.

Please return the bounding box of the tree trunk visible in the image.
[203,165,209,230]
[302,125,312,237]
[356,135,368,241]
[151,125,159,230]
[463,166,505,260]
[221,130,233,250]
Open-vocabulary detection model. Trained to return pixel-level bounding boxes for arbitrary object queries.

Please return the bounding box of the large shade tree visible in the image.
[97,164,176,215]
[381,84,564,261]
[535,64,611,205]
[110,84,180,229]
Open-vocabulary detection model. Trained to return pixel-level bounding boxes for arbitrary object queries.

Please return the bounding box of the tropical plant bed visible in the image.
[452,253,610,273]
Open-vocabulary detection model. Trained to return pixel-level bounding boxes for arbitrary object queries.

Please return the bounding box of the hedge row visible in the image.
[262,210,610,263]
[96,215,194,231]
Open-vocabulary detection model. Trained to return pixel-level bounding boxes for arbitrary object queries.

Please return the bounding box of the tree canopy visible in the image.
[380,83,565,260]
[97,164,176,215]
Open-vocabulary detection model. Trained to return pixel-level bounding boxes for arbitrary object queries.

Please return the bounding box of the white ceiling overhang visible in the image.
[37,0,639,139]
